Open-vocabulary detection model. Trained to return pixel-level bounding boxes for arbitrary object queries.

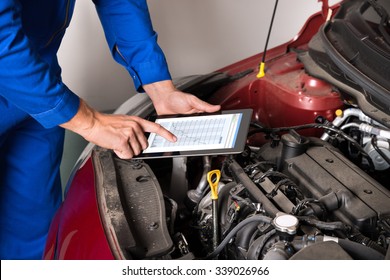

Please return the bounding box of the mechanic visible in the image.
[0,0,220,259]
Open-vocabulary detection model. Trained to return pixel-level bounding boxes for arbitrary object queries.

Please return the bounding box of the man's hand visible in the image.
[60,99,176,159]
[143,80,221,115]
[60,80,219,159]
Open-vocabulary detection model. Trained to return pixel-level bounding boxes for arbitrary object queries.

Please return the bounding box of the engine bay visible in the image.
[93,102,390,260]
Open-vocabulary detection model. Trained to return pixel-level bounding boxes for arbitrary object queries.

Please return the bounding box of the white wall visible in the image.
[58,0,341,112]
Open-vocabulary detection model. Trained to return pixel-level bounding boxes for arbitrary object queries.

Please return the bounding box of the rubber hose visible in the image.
[235,222,260,251]
[217,182,239,233]
[349,233,387,255]
[338,239,384,260]
[205,215,273,259]
[246,229,277,260]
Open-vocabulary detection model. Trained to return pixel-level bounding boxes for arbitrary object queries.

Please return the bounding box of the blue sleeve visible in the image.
[0,0,80,128]
[93,0,172,91]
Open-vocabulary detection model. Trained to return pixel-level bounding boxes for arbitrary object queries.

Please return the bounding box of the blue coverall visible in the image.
[0,0,171,259]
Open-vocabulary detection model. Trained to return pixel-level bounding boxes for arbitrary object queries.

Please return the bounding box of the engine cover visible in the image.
[258,136,390,235]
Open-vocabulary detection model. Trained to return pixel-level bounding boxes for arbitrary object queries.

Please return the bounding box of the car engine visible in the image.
[93,102,390,260]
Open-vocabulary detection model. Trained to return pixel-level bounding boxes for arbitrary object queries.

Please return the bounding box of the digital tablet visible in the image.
[136,109,253,159]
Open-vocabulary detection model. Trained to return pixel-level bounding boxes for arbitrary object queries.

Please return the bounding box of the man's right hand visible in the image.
[60,99,176,159]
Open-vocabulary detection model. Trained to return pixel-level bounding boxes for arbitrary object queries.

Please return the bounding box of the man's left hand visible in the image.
[143,80,221,115]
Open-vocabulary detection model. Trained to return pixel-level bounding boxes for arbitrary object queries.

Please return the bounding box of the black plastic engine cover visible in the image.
[258,140,390,236]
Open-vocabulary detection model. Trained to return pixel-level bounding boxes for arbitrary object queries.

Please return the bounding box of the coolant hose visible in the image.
[297,216,347,231]
[205,215,272,259]
[218,182,239,233]
[337,239,384,260]
[187,156,211,203]
[348,233,387,256]
[246,229,277,260]
[291,235,385,260]
[235,223,260,251]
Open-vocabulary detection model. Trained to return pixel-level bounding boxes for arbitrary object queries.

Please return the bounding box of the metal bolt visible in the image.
[148,222,159,230]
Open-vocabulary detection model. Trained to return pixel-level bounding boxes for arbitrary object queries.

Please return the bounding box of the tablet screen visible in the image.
[136,109,252,159]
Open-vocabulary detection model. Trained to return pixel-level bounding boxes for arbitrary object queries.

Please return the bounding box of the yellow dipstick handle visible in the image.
[207,169,221,251]
[207,170,221,200]
[256,62,266,78]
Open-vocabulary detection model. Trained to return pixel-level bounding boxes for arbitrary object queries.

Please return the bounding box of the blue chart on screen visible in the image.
[153,117,233,147]
[144,113,242,153]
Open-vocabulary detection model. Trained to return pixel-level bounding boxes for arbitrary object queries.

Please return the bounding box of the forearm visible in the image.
[143,80,176,103]
[59,99,96,139]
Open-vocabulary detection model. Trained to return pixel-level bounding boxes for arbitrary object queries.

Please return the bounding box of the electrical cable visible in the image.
[371,136,390,165]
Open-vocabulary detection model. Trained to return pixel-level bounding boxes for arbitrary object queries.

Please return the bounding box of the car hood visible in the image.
[300,0,390,127]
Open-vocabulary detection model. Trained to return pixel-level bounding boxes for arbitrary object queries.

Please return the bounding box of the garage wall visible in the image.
[58,0,341,187]
[58,0,341,111]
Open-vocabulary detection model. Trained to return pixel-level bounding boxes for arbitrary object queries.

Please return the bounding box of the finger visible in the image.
[129,132,149,156]
[137,118,177,142]
[136,131,149,150]
[128,137,142,156]
[113,146,134,160]
[124,122,147,155]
